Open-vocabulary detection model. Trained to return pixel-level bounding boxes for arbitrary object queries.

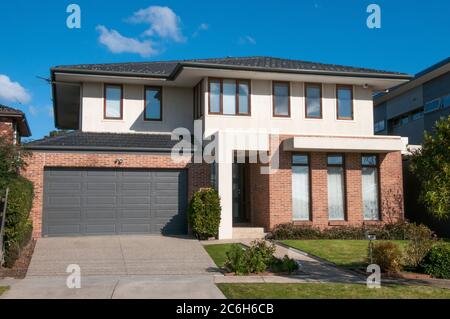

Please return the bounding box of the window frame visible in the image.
[424,98,441,114]
[207,78,251,116]
[304,83,323,119]
[361,154,381,221]
[327,153,347,221]
[336,84,354,120]
[193,79,204,120]
[103,83,123,120]
[143,86,163,121]
[272,81,291,118]
[374,120,385,133]
[292,153,312,221]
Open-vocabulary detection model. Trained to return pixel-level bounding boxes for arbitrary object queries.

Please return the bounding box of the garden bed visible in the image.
[0,238,36,279]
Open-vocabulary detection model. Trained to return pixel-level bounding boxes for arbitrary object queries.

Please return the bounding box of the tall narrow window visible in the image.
[209,79,221,113]
[305,83,322,118]
[362,155,380,220]
[336,85,353,120]
[193,80,204,119]
[327,154,346,220]
[292,154,311,221]
[208,79,250,115]
[273,81,290,117]
[144,86,162,121]
[104,84,122,119]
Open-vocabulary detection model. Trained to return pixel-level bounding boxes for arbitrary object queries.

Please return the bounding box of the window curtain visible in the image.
[292,166,310,220]
[362,167,379,220]
[328,167,345,220]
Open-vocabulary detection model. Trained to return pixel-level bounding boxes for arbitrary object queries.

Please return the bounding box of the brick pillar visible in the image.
[345,153,363,225]
[379,151,404,223]
[310,152,328,228]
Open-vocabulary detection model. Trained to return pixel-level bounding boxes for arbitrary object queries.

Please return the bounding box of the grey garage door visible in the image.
[43,168,187,237]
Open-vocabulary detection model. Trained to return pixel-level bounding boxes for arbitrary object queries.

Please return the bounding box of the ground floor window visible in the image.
[362,154,380,220]
[327,154,346,220]
[292,154,310,220]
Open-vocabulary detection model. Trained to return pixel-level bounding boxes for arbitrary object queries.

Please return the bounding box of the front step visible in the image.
[232,227,266,239]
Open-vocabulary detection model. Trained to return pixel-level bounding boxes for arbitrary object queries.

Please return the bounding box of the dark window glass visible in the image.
[273,82,290,116]
[305,84,321,118]
[337,86,353,119]
[145,87,162,120]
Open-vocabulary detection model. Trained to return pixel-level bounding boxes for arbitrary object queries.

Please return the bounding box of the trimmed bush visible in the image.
[188,188,221,240]
[267,221,432,241]
[371,241,403,273]
[3,176,34,267]
[420,244,450,279]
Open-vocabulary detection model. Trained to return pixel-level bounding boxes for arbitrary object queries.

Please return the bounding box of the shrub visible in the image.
[267,221,432,241]
[224,240,277,275]
[371,241,403,273]
[270,255,299,274]
[420,244,450,279]
[404,223,435,268]
[3,176,34,267]
[188,188,221,240]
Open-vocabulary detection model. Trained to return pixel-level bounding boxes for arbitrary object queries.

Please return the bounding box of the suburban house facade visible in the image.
[374,57,450,237]
[0,104,31,144]
[24,57,411,239]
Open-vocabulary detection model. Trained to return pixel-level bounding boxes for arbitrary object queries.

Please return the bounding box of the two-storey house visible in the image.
[0,104,31,145]
[25,57,411,239]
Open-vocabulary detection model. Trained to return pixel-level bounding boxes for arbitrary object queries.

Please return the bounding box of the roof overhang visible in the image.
[375,57,450,106]
[283,135,408,153]
[0,112,31,137]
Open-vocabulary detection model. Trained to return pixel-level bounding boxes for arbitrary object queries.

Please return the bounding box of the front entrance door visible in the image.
[232,163,249,224]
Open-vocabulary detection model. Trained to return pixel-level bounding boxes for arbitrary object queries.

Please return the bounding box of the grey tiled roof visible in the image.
[26,131,186,151]
[52,56,410,78]
[0,104,25,116]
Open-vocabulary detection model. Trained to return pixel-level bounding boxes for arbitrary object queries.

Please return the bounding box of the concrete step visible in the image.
[232,227,266,239]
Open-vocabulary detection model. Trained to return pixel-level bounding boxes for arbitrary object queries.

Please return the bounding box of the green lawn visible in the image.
[204,243,245,268]
[280,240,408,268]
[218,283,450,299]
[0,286,8,296]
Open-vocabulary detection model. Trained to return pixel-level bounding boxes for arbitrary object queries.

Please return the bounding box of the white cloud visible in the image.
[96,25,157,57]
[27,105,53,118]
[28,105,38,116]
[129,6,186,43]
[239,35,256,45]
[0,74,31,104]
[193,23,209,37]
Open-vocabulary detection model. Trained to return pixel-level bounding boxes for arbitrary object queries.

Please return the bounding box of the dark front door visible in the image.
[42,168,187,237]
[232,163,249,224]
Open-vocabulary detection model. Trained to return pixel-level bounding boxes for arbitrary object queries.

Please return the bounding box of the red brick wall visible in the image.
[21,151,210,238]
[0,118,14,143]
[253,135,404,231]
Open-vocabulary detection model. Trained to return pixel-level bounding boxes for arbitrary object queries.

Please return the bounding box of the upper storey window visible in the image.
[144,86,162,121]
[273,81,290,117]
[208,78,250,115]
[305,83,322,118]
[104,84,122,119]
[336,85,354,120]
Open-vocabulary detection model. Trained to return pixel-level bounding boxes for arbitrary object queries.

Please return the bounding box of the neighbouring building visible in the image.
[0,104,31,144]
[374,57,450,237]
[24,57,411,239]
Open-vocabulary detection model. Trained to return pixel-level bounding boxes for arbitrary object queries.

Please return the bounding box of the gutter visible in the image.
[25,144,195,153]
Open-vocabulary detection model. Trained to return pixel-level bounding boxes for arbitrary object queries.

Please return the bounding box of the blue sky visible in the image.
[0,0,449,139]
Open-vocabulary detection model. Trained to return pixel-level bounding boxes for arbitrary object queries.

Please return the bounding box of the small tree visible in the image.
[188,188,221,240]
[0,140,30,191]
[410,116,450,220]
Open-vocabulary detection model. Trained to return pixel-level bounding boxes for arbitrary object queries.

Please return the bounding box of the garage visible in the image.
[42,168,187,236]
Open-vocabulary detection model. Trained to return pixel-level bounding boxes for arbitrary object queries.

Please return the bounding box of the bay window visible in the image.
[292,154,311,221]
[362,155,380,220]
[327,154,346,220]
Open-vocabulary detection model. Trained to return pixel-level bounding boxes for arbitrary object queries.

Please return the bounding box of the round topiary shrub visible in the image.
[188,188,221,240]
[420,244,450,279]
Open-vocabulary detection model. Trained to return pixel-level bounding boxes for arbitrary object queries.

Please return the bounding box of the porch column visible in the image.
[217,131,233,239]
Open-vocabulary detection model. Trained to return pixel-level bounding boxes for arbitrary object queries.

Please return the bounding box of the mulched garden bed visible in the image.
[0,239,36,279]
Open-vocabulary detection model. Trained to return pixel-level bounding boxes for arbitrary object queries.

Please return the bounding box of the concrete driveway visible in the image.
[1,235,225,299]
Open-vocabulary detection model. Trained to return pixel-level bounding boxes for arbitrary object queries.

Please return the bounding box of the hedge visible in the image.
[188,188,221,240]
[2,176,34,267]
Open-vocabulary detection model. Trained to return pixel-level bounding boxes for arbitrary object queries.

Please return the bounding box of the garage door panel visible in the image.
[43,168,187,236]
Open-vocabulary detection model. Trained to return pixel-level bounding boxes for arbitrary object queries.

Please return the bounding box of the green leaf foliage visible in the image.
[188,188,221,240]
